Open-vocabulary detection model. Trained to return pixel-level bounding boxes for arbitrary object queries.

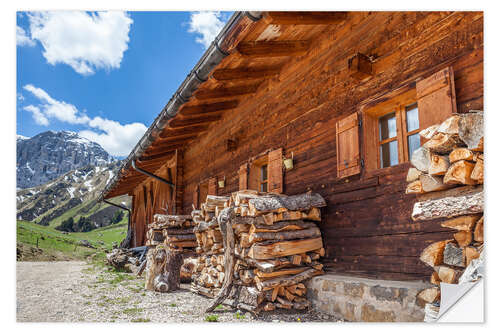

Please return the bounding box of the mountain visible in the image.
[16,161,129,229]
[17,131,115,189]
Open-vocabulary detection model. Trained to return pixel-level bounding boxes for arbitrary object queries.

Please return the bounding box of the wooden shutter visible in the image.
[268,148,283,193]
[416,66,457,130]
[208,177,217,195]
[193,184,199,209]
[336,112,361,178]
[239,163,248,190]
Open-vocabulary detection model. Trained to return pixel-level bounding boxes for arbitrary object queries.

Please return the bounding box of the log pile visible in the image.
[405,112,484,310]
[190,195,231,297]
[144,214,198,291]
[193,190,327,314]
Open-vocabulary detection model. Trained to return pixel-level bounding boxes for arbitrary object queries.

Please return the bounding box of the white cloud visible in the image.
[79,117,147,156]
[23,105,49,126]
[22,84,147,156]
[17,26,35,47]
[23,84,90,124]
[26,11,133,75]
[187,11,226,49]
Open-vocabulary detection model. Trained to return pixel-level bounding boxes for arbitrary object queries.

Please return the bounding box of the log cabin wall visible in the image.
[177,12,483,281]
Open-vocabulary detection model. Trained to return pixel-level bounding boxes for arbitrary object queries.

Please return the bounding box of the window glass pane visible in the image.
[408,133,421,159]
[379,112,397,141]
[380,140,398,168]
[406,103,419,132]
[260,182,267,192]
[261,165,268,181]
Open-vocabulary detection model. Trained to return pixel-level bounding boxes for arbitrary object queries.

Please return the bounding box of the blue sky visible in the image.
[16,11,232,156]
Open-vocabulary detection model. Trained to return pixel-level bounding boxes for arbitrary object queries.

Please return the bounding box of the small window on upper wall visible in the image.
[260,164,268,192]
[363,89,420,172]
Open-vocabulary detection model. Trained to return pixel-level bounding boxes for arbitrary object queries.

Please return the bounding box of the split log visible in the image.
[419,124,439,140]
[443,160,476,185]
[428,154,450,176]
[430,271,441,285]
[166,234,196,242]
[458,111,483,151]
[449,148,475,163]
[417,287,440,305]
[470,157,483,184]
[255,268,322,291]
[443,243,465,267]
[419,240,451,267]
[453,231,472,248]
[434,265,459,284]
[410,147,431,172]
[419,174,452,192]
[474,217,483,242]
[411,190,483,221]
[406,167,423,182]
[424,133,465,154]
[437,115,461,135]
[249,220,316,235]
[164,227,195,235]
[248,237,323,260]
[247,192,326,216]
[248,226,321,244]
[441,214,481,231]
[406,180,424,194]
[254,267,309,279]
[206,195,230,206]
[465,246,481,266]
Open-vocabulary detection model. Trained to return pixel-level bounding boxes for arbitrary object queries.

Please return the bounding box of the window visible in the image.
[363,89,420,172]
[259,164,268,192]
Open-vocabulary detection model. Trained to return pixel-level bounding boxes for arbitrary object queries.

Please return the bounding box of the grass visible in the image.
[17,219,127,260]
[123,307,144,315]
[131,318,151,322]
[205,314,219,322]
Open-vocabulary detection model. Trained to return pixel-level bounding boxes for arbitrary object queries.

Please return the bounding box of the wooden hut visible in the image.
[101,11,483,321]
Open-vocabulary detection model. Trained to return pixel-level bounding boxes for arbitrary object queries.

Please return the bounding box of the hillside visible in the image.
[16,161,130,229]
[17,219,127,261]
[17,131,115,189]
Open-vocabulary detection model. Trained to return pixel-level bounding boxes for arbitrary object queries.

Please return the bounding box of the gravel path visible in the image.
[17,261,343,323]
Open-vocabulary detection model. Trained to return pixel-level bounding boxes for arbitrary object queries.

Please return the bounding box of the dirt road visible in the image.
[16,261,341,323]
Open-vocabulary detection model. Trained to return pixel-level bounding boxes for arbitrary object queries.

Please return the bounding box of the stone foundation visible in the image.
[306,274,431,322]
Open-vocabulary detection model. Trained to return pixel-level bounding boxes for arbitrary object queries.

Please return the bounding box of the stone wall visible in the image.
[307,274,431,322]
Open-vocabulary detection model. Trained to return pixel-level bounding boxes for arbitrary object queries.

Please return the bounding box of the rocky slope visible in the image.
[16,160,128,229]
[17,131,115,189]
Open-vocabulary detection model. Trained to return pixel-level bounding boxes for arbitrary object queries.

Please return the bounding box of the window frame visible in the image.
[362,89,419,174]
[249,155,268,192]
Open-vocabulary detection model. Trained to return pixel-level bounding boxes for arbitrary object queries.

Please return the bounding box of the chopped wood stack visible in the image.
[406,111,483,195]
[406,111,484,309]
[190,195,231,297]
[202,190,327,314]
[147,214,197,252]
[144,214,198,291]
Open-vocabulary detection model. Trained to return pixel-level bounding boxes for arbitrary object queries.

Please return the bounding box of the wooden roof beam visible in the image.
[159,125,209,139]
[179,100,239,116]
[266,11,347,25]
[212,66,283,81]
[142,144,187,157]
[168,114,222,128]
[237,41,310,58]
[139,150,179,161]
[193,83,262,100]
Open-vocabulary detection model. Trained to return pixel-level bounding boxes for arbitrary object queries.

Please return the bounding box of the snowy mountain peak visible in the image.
[17,130,116,189]
[17,134,30,141]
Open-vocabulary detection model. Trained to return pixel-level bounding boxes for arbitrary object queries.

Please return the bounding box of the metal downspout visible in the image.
[103,198,132,249]
[131,160,175,188]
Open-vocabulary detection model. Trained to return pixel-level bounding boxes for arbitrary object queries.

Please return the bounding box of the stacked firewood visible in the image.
[205,190,327,313]
[404,112,484,308]
[190,195,231,297]
[144,214,198,292]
